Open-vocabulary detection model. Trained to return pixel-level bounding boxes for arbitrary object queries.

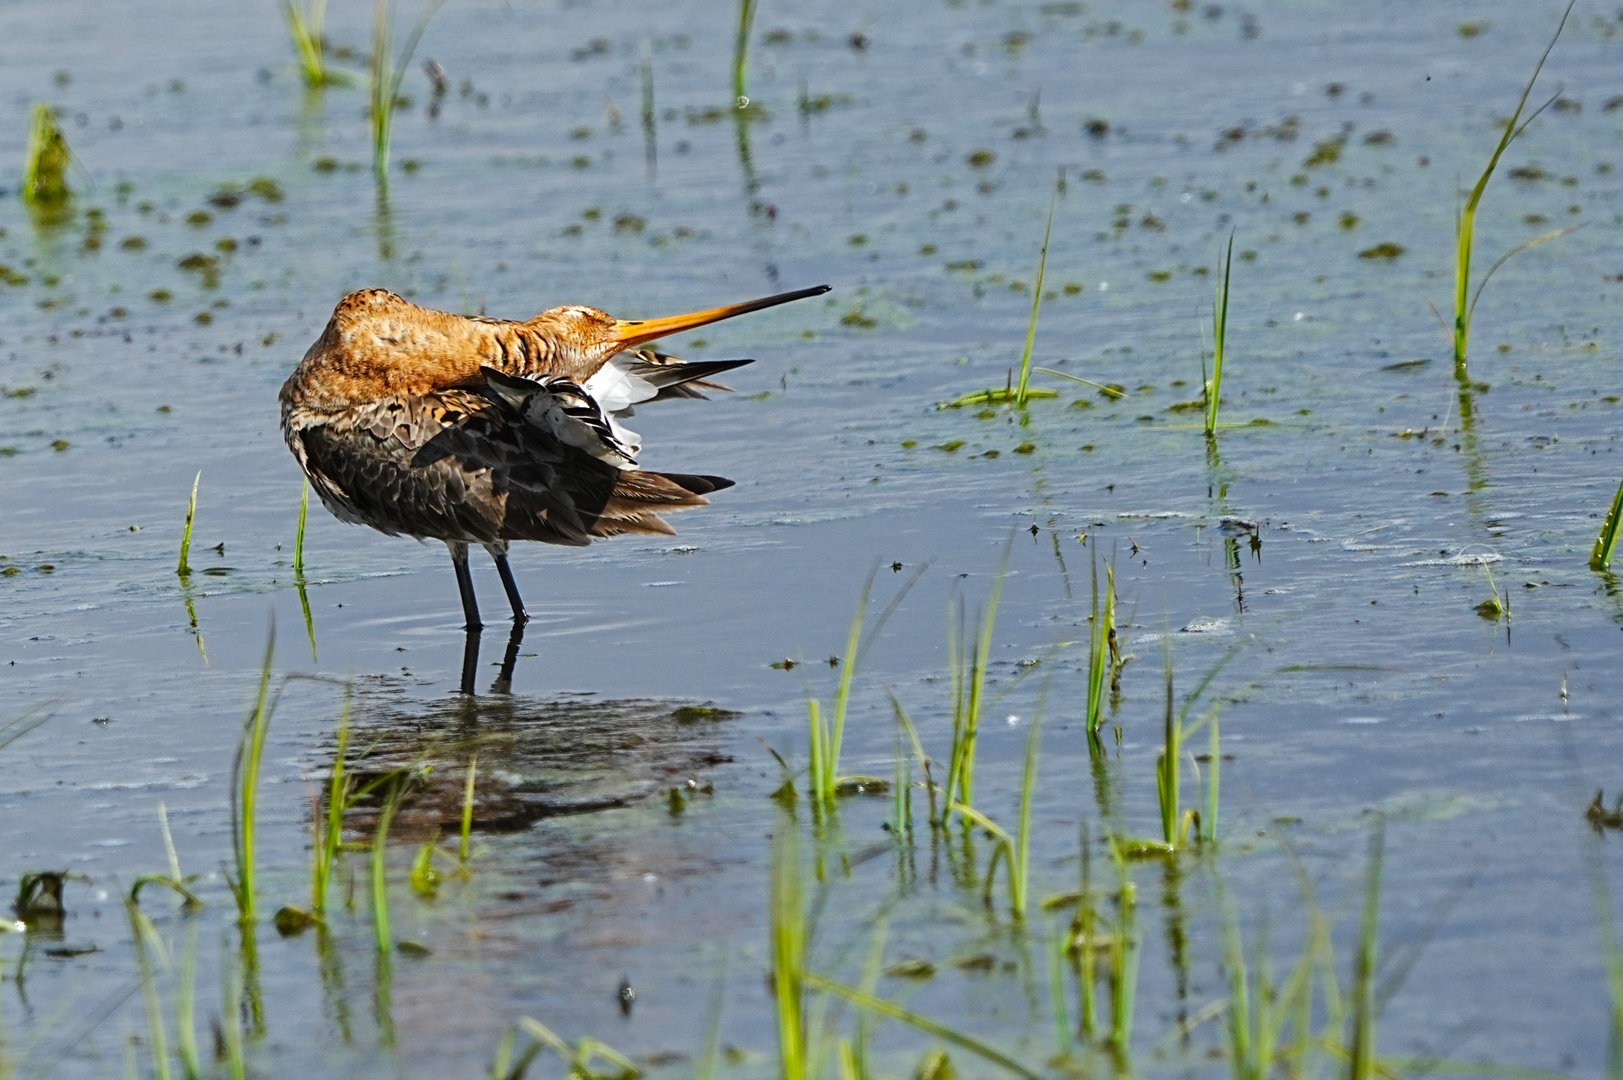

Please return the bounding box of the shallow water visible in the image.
[5,0,1623,1074]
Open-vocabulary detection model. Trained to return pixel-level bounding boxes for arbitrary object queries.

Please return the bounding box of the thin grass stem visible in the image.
[1347,819,1385,1080]
[771,825,807,1080]
[177,471,200,578]
[1205,232,1235,438]
[372,773,408,953]
[176,925,200,1080]
[732,0,759,106]
[229,634,276,923]
[313,692,351,916]
[293,479,308,576]
[1453,1,1573,372]
[460,753,477,864]
[1014,174,1060,407]
[805,974,1042,1080]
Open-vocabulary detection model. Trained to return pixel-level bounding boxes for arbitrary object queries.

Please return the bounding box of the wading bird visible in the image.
[281,284,829,630]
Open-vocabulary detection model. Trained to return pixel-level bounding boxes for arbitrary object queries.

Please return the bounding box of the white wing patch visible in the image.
[582,352,664,415]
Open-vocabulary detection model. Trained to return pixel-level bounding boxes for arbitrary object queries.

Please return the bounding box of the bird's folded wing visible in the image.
[297,387,728,547]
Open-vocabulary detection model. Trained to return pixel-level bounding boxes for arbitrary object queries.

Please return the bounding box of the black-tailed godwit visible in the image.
[280,284,829,630]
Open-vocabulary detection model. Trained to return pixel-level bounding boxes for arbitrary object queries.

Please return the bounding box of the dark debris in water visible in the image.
[1588,790,1623,832]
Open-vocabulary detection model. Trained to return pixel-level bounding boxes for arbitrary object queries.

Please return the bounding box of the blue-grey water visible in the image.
[4,0,1623,1074]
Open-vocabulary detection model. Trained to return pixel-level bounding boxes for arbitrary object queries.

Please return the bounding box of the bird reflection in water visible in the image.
[460,620,527,696]
[325,678,738,839]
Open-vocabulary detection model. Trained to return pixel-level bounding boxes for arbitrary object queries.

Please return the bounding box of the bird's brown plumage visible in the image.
[279,283,830,626]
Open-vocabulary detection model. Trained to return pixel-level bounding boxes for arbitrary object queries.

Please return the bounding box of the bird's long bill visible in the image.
[610,284,831,348]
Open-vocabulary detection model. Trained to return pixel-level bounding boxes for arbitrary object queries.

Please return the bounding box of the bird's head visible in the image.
[527,284,832,371]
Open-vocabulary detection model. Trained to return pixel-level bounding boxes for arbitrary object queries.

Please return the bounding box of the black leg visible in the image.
[486,543,529,624]
[447,541,482,631]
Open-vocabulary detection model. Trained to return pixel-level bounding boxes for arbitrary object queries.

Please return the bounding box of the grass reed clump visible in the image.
[805,576,870,814]
[939,554,1008,825]
[1216,880,1317,1080]
[943,173,1063,410]
[281,0,348,88]
[1013,177,1059,408]
[1059,839,1142,1062]
[950,708,1041,920]
[227,635,276,924]
[22,103,71,210]
[371,772,411,953]
[177,471,200,578]
[1451,1,1573,373]
[803,566,924,814]
[370,0,445,185]
[1592,474,1623,571]
[1205,232,1235,438]
[311,692,352,917]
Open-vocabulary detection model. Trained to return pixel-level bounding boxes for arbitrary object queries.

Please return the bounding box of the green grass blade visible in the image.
[293,479,309,575]
[1468,226,1580,324]
[1347,820,1385,1080]
[372,774,408,952]
[959,545,1011,812]
[127,899,172,1080]
[1014,175,1059,408]
[1032,368,1124,398]
[230,633,276,923]
[1012,707,1042,920]
[1204,708,1220,845]
[177,471,201,578]
[805,974,1043,1080]
[1158,649,1179,846]
[1594,475,1623,571]
[281,0,329,87]
[826,572,875,802]
[732,0,759,106]
[176,925,200,1080]
[460,753,478,864]
[370,1,392,182]
[22,103,71,208]
[1206,232,1234,437]
[1453,1,1573,369]
[772,827,806,1080]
